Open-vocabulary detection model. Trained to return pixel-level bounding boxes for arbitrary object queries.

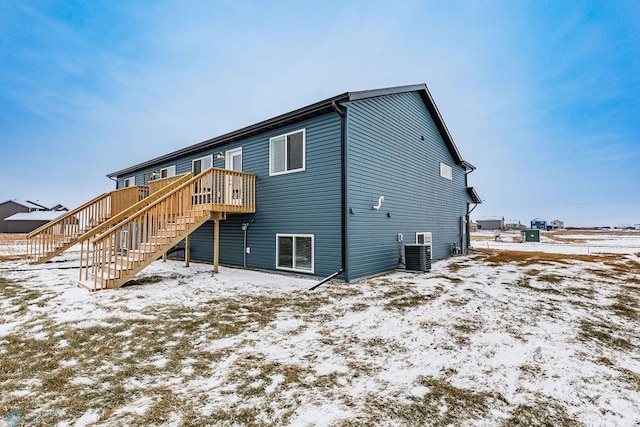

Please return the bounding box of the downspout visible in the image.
[464,165,477,250]
[108,175,118,189]
[308,101,347,291]
[242,220,254,268]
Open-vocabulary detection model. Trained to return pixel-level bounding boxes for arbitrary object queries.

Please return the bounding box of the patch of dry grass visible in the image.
[383,285,442,311]
[537,274,565,284]
[0,254,28,261]
[610,293,638,320]
[618,368,640,392]
[0,234,27,242]
[545,234,587,244]
[344,376,507,426]
[578,319,634,351]
[481,249,617,267]
[552,229,640,237]
[471,234,495,241]
[0,276,50,317]
[447,262,467,272]
[504,398,582,426]
[514,276,563,296]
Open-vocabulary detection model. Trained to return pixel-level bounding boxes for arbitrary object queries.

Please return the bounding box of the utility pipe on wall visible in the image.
[372,196,384,210]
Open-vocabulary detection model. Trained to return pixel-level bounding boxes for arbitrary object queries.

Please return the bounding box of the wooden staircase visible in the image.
[27,174,194,265]
[27,186,149,264]
[78,167,256,291]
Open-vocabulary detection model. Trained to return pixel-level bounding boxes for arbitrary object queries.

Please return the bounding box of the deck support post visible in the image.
[185,234,190,267]
[213,219,219,273]
[162,252,167,262]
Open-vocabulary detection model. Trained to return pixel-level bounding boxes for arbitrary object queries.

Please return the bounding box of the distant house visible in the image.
[530,218,547,230]
[549,219,564,230]
[504,219,524,230]
[477,217,504,231]
[1,200,68,233]
[4,211,66,233]
[0,200,46,233]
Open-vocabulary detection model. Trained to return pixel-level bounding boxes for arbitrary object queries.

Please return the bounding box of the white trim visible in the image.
[415,232,433,259]
[276,233,314,274]
[192,155,213,174]
[123,176,135,188]
[269,128,306,176]
[440,162,452,180]
[225,147,243,171]
[160,165,176,178]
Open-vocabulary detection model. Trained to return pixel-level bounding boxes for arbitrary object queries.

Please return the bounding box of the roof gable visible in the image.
[0,200,48,210]
[108,84,469,177]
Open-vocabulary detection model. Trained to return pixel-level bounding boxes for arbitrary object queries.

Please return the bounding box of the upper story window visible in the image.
[269,129,306,176]
[193,155,213,175]
[123,177,135,188]
[440,163,452,180]
[160,165,176,178]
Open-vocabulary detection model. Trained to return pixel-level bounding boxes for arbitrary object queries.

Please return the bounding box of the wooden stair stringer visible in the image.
[92,211,213,290]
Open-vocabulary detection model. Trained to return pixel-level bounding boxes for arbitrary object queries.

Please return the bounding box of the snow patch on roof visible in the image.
[4,211,65,221]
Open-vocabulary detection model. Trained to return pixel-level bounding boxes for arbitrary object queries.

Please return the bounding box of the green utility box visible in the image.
[521,229,540,242]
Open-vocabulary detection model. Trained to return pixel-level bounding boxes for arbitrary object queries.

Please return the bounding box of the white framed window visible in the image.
[416,232,433,259]
[416,232,432,245]
[192,155,213,175]
[269,129,306,176]
[276,234,314,273]
[440,163,452,180]
[123,177,135,188]
[160,165,176,178]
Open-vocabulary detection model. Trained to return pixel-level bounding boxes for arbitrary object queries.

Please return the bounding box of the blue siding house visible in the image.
[107,84,480,282]
[530,218,547,230]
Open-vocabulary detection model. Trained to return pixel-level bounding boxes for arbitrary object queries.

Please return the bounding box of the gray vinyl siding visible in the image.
[0,201,29,233]
[6,220,50,233]
[345,91,472,280]
[115,113,343,277]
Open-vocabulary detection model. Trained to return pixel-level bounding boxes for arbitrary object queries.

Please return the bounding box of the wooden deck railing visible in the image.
[77,173,193,244]
[79,167,256,290]
[27,185,149,264]
[110,186,149,217]
[148,174,190,194]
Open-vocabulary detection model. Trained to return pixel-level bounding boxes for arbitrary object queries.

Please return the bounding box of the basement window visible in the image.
[276,234,314,273]
[416,232,433,259]
[416,232,432,245]
[270,129,306,175]
[440,163,452,180]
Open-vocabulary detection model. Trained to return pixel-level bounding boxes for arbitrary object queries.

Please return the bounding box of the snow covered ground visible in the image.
[0,233,639,426]
[472,229,640,255]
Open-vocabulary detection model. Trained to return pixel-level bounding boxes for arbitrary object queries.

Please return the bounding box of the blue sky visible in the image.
[1,1,638,227]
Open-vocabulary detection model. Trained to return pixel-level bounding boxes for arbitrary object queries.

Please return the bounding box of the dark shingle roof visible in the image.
[108,84,467,178]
